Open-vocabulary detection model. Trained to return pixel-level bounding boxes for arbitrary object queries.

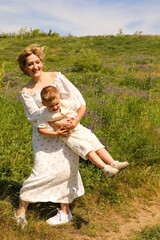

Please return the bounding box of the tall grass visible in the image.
[0,32,160,239]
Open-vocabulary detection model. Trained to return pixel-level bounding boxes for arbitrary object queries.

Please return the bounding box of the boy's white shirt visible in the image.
[37,99,81,129]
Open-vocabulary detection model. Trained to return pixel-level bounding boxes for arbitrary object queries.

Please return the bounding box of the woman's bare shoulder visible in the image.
[46,71,59,84]
[49,71,59,78]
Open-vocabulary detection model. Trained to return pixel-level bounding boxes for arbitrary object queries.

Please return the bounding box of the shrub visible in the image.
[72,49,102,72]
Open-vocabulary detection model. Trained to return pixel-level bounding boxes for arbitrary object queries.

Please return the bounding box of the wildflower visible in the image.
[90,124,93,131]
[101,138,105,145]
[107,145,111,149]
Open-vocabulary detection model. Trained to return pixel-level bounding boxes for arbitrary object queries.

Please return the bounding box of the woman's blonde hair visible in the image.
[17,44,45,76]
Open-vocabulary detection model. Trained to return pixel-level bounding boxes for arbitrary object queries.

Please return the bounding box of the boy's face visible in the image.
[45,96,61,113]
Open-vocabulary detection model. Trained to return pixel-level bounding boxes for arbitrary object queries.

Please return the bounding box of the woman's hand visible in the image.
[67,104,86,129]
[66,118,78,130]
[49,118,72,129]
[56,127,70,137]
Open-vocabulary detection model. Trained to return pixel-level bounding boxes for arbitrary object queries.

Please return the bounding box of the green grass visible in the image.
[0,32,160,239]
[132,225,160,239]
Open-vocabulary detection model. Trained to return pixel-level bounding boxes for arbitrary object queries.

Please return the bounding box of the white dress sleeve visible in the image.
[61,99,81,112]
[55,72,86,106]
[20,91,42,127]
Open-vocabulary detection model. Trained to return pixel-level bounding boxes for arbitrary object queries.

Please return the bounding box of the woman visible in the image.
[15,44,86,227]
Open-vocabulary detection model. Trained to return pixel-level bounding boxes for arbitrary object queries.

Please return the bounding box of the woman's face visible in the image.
[25,54,43,79]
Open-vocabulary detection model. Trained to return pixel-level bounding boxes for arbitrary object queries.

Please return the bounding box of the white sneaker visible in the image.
[46,208,72,226]
[111,160,129,170]
[103,165,119,178]
[14,213,27,229]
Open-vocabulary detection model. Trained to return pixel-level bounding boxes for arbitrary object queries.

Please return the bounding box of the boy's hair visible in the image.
[41,86,60,104]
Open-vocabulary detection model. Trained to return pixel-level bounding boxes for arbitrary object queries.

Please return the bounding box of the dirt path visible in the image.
[67,193,160,240]
[104,199,160,240]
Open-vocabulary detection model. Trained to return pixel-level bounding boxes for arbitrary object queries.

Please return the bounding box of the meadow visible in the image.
[0,30,160,239]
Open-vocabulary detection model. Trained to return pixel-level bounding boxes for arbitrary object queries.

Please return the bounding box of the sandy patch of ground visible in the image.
[104,198,160,240]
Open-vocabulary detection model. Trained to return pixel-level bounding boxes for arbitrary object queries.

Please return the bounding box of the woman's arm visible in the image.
[49,118,72,129]
[21,91,42,127]
[55,73,86,106]
[55,73,87,128]
[49,104,86,129]
[68,104,86,129]
[38,127,70,137]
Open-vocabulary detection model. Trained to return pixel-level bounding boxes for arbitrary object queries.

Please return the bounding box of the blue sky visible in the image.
[0,0,160,36]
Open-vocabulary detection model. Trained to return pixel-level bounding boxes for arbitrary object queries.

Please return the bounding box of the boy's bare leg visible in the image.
[87,150,119,178]
[96,148,114,165]
[87,151,106,169]
[96,148,129,170]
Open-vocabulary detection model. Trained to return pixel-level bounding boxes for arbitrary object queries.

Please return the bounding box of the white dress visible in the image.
[20,72,85,204]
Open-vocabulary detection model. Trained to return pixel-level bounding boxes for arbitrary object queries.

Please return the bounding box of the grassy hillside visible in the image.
[0,33,160,239]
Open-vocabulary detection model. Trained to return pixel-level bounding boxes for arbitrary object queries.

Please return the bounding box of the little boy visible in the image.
[38,86,129,178]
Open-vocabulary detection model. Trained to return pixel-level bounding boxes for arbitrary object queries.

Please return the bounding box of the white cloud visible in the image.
[0,0,160,36]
